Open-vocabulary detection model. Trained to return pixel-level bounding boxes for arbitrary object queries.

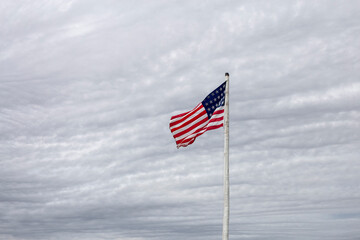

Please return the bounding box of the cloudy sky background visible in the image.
[1,0,360,239]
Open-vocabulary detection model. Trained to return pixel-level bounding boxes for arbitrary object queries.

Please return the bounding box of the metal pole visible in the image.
[222,72,230,240]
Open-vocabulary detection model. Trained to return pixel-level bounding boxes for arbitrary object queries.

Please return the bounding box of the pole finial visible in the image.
[225,72,229,81]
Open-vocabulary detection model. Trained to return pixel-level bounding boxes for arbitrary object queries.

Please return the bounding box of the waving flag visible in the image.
[169,81,226,148]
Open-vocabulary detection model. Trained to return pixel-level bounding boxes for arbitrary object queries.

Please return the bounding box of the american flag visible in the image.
[169,81,226,148]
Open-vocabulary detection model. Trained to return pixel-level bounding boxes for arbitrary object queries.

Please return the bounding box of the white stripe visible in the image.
[169,103,202,123]
[170,105,205,130]
[182,119,223,141]
[211,112,224,119]
[207,120,224,127]
[177,110,224,143]
[181,130,204,142]
[173,106,224,141]
[171,105,223,133]
[171,112,208,136]
[174,118,209,142]
[208,107,224,119]
[212,105,224,115]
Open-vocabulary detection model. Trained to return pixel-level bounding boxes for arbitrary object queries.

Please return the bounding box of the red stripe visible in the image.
[169,104,202,127]
[173,116,209,139]
[170,109,207,132]
[175,119,219,143]
[208,116,223,123]
[175,117,224,146]
[176,137,195,146]
[170,111,190,120]
[177,122,223,144]
[169,102,225,148]
[171,108,223,135]
[213,109,224,114]
[177,137,196,147]
[205,124,223,131]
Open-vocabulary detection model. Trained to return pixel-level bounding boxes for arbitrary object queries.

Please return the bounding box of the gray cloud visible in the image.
[1,0,360,239]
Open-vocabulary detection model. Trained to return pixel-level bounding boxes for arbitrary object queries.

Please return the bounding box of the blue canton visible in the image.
[201,81,226,119]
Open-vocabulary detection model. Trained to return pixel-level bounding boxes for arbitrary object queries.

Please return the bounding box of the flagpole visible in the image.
[222,72,230,240]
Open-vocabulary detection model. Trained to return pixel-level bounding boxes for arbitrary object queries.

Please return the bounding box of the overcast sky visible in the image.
[1,1,360,240]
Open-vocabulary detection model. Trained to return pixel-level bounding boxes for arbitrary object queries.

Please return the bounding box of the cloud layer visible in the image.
[1,0,359,239]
